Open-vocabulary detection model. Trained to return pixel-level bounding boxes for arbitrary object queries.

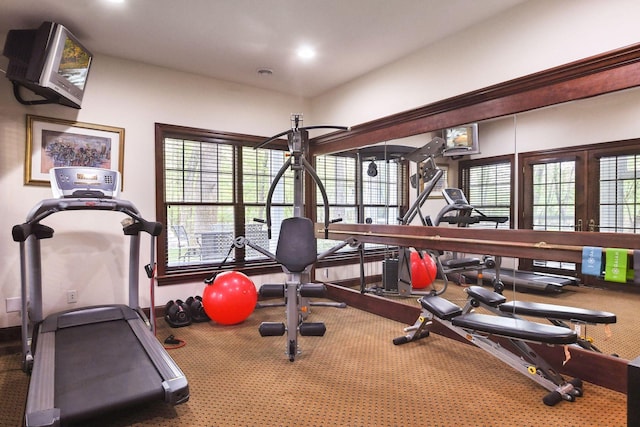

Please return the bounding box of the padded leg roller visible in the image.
[299,322,326,336]
[259,322,286,336]
[259,284,285,299]
[299,283,326,298]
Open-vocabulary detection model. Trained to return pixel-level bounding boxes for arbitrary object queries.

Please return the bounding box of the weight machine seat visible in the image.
[275,217,317,273]
[499,301,617,324]
[419,295,577,345]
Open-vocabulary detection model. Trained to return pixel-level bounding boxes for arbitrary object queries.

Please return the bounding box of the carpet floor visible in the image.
[0,282,631,426]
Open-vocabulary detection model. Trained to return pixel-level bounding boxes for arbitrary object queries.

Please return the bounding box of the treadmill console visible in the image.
[50,167,121,199]
[442,188,469,205]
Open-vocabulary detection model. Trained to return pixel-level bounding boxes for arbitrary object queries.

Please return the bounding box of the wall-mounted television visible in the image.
[442,123,479,157]
[3,21,93,109]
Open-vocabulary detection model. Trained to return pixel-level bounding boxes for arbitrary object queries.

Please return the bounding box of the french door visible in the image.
[520,139,640,285]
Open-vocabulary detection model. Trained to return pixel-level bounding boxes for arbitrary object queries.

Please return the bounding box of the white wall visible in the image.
[0,55,307,328]
[3,0,640,328]
[310,0,640,127]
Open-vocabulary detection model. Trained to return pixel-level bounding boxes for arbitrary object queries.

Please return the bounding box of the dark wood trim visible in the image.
[310,43,640,156]
[317,222,640,265]
[324,283,628,393]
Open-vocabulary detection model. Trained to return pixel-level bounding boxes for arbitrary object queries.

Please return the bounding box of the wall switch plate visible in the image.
[6,297,21,313]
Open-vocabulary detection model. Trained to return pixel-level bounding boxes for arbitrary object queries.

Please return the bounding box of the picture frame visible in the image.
[25,115,125,188]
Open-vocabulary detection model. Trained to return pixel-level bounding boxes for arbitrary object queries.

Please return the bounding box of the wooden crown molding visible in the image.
[311,43,640,156]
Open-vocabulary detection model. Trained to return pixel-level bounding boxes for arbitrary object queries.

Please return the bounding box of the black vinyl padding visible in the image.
[499,300,617,324]
[441,257,481,269]
[451,313,577,345]
[465,286,507,307]
[276,217,317,273]
[54,319,164,423]
[419,296,462,321]
[420,294,578,345]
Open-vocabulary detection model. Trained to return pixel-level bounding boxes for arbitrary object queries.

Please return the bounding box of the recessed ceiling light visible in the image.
[296,46,316,60]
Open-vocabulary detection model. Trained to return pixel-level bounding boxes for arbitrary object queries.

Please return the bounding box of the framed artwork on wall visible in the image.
[25,115,125,188]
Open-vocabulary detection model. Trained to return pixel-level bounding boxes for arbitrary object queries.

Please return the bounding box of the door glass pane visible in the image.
[531,161,575,270]
[599,154,640,233]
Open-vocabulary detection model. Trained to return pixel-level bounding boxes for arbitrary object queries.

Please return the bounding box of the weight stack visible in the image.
[383,259,399,291]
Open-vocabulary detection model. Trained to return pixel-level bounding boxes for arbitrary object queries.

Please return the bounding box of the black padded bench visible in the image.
[463,285,616,325]
[420,295,577,345]
[498,301,616,324]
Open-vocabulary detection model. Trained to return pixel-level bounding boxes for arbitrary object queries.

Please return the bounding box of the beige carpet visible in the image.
[0,286,628,426]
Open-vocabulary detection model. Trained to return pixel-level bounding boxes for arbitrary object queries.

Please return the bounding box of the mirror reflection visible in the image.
[319,86,640,360]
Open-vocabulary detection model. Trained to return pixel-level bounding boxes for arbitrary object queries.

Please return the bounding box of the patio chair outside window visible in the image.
[172,225,201,262]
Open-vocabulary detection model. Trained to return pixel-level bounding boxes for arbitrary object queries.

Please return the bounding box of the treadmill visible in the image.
[438,188,578,293]
[13,167,189,427]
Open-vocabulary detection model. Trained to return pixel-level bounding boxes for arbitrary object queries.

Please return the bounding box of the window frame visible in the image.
[458,154,515,230]
[155,123,409,285]
[155,123,290,285]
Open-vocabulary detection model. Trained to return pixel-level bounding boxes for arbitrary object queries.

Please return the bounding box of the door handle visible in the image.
[575,219,583,231]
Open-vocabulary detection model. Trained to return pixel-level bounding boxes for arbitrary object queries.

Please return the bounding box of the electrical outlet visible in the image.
[6,297,21,313]
[67,290,78,304]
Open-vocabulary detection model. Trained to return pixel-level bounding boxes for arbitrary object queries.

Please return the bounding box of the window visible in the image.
[156,124,410,284]
[459,156,513,229]
[315,154,358,252]
[599,154,640,233]
[156,124,290,283]
[315,154,357,224]
[362,159,402,225]
[531,161,576,232]
[520,139,640,280]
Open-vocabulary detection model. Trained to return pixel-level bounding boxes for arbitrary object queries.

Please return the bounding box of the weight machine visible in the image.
[232,114,356,361]
[361,136,501,297]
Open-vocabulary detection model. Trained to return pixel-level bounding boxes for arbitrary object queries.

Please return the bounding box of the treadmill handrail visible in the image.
[13,198,162,242]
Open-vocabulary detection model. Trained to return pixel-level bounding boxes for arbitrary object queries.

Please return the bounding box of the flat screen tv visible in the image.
[3,21,93,109]
[442,123,479,157]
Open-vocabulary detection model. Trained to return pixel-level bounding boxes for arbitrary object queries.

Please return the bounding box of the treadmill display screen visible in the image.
[50,166,120,198]
[442,188,469,205]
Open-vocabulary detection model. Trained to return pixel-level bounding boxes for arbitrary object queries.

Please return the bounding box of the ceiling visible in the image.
[0,0,527,98]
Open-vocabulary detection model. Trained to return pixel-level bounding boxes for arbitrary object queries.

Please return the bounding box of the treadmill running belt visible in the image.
[55,319,164,422]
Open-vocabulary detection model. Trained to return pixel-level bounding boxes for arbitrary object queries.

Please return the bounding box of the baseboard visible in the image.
[0,325,21,355]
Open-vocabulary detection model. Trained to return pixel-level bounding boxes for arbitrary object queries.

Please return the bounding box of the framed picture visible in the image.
[25,115,125,187]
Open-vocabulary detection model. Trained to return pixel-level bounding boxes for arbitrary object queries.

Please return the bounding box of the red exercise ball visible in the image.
[410,251,437,289]
[202,271,258,325]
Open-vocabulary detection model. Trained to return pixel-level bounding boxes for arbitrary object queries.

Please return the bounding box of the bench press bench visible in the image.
[394,289,602,405]
[465,286,616,353]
